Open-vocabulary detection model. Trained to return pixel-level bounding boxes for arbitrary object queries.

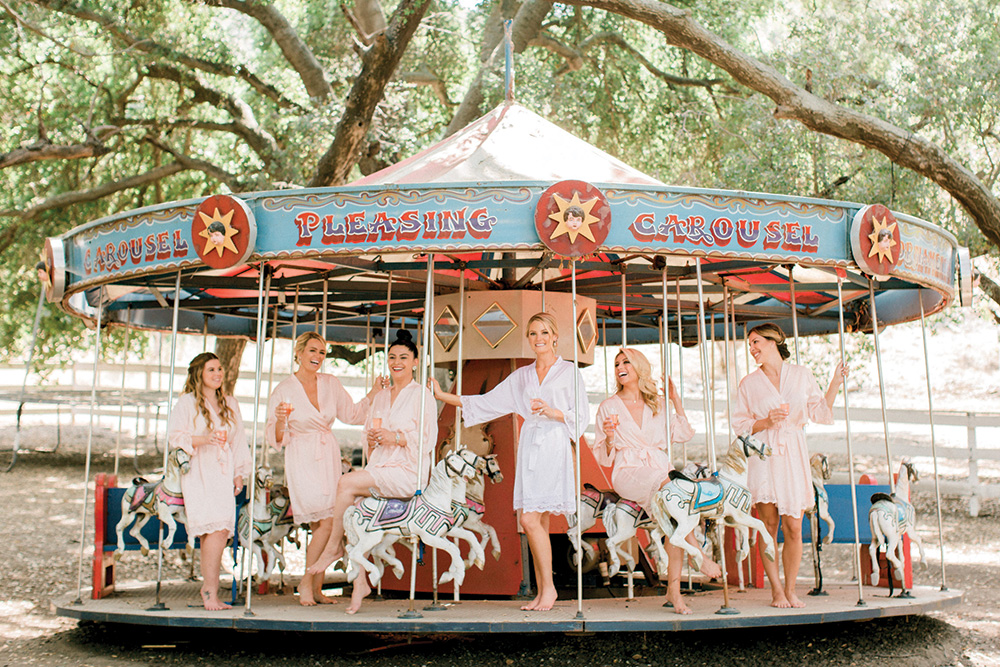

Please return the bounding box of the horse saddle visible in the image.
[671,474,724,511]
[618,498,649,522]
[128,482,157,512]
[870,492,894,505]
[370,498,412,529]
[582,483,619,511]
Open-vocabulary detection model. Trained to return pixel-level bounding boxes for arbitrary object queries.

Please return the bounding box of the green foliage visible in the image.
[1,0,996,365]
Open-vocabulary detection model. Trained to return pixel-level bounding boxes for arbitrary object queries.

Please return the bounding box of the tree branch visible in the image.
[0,162,189,255]
[578,31,731,91]
[26,0,298,109]
[1,133,115,169]
[308,0,434,187]
[143,136,241,190]
[196,0,333,102]
[563,0,1000,247]
[144,63,281,166]
[399,67,456,107]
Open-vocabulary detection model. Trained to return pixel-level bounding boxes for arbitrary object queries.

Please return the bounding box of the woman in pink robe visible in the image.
[168,352,252,611]
[266,332,380,606]
[308,329,436,614]
[732,323,846,609]
[592,348,719,614]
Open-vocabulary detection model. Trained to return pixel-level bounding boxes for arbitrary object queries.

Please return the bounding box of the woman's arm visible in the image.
[429,377,463,407]
[824,361,848,410]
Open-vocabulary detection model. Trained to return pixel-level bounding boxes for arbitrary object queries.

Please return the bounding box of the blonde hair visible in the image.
[181,352,234,428]
[294,331,326,363]
[526,312,559,341]
[614,348,661,416]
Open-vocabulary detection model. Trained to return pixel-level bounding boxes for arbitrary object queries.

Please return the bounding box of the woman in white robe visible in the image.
[168,352,252,610]
[308,329,436,614]
[432,312,589,612]
[266,332,380,606]
[731,323,846,609]
[592,348,720,614]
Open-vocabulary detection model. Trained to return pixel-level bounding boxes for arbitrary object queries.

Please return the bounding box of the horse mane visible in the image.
[721,439,746,475]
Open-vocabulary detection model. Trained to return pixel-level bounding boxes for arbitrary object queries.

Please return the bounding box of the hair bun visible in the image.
[394,330,413,344]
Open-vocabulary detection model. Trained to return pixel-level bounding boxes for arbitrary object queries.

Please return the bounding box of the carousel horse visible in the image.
[368,449,495,580]
[456,453,504,563]
[236,467,297,582]
[807,453,835,543]
[868,459,927,591]
[602,498,670,578]
[651,434,776,574]
[567,484,620,568]
[114,447,192,559]
[343,448,481,588]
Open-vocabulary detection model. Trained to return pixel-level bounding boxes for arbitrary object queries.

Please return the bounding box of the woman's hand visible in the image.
[209,430,227,448]
[428,376,443,399]
[234,476,244,496]
[275,402,294,421]
[764,405,789,429]
[367,427,396,447]
[601,417,618,439]
[831,361,849,387]
[530,398,550,418]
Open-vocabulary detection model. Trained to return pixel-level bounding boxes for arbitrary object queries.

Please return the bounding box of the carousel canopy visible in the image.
[42,103,969,350]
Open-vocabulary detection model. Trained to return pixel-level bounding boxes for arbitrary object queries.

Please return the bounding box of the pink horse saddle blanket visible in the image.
[128,483,184,513]
[617,498,650,522]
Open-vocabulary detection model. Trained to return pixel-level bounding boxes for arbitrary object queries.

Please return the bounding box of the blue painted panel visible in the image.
[783,484,890,544]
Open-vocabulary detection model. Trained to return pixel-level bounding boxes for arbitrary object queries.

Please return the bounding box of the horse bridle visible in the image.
[446,453,475,478]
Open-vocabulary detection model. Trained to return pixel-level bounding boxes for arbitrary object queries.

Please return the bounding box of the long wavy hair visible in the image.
[614,348,661,416]
[181,352,234,428]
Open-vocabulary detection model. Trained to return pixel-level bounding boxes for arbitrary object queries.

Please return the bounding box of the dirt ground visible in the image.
[1,428,998,667]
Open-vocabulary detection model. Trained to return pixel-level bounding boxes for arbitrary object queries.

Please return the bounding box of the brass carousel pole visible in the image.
[919,296,948,591]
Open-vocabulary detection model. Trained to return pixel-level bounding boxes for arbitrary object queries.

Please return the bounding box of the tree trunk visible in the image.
[215,337,247,396]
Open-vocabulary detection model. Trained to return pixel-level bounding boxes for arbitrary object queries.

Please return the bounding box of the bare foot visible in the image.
[314,591,338,604]
[346,576,371,615]
[307,546,343,576]
[785,591,806,608]
[700,558,723,580]
[521,587,557,612]
[297,576,317,606]
[665,591,692,615]
[769,591,793,608]
[201,588,232,611]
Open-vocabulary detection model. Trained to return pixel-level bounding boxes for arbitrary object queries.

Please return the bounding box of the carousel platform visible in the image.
[55,580,963,633]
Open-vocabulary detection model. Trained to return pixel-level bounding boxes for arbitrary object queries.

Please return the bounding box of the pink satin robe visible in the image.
[363,382,437,498]
[592,394,695,512]
[732,363,833,518]
[266,374,369,523]
[167,393,252,537]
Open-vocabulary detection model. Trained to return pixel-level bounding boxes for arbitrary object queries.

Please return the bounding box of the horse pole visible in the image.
[837,273,866,607]
[243,264,271,616]
[424,259,446,613]
[572,260,584,620]
[114,309,131,479]
[867,279,895,494]
[660,268,672,486]
[453,264,466,603]
[73,293,104,604]
[919,295,948,591]
[695,259,736,615]
[5,288,45,473]
[150,270,182,611]
[399,254,433,620]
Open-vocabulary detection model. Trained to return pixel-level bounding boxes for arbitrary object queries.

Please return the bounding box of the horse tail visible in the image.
[602,503,618,537]
[650,489,674,539]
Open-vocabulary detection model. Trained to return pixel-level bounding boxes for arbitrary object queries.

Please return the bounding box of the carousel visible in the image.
[42,99,968,632]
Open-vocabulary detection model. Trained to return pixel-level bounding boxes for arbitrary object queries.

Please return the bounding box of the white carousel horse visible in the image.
[566,484,620,568]
[868,459,927,588]
[367,449,495,580]
[236,467,297,582]
[651,434,777,573]
[114,447,192,558]
[455,453,503,563]
[602,499,670,578]
[807,453,835,543]
[343,448,481,588]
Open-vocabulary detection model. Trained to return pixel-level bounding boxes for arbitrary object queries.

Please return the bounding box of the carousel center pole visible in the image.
[868,279,895,494]
[243,264,271,616]
[400,254,434,620]
[695,259,736,615]
[918,296,948,591]
[73,292,104,604]
[837,274,866,607]
[149,270,182,611]
[572,260,584,621]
